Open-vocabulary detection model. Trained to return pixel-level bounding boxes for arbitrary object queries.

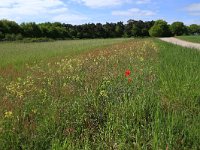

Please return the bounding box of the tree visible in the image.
[0,19,21,34]
[95,23,106,38]
[124,22,132,37]
[115,22,124,37]
[188,24,200,35]
[131,24,141,37]
[142,21,155,36]
[103,23,116,38]
[170,22,186,36]
[21,22,42,38]
[0,32,4,40]
[149,20,171,37]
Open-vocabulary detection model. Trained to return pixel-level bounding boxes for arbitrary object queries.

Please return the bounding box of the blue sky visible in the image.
[0,0,199,25]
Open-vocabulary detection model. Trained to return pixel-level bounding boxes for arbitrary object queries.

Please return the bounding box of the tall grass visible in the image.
[0,38,199,149]
[156,39,200,149]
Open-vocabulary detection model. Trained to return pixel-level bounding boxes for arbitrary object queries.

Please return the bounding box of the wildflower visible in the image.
[140,57,144,62]
[100,90,108,98]
[4,111,13,118]
[125,70,131,77]
[63,83,67,87]
[32,109,37,114]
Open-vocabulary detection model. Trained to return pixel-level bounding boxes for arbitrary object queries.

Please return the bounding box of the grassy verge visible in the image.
[0,39,199,149]
[156,39,200,149]
[176,35,200,43]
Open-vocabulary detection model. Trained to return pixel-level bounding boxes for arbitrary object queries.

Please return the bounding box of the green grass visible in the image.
[0,38,130,70]
[176,35,200,43]
[156,39,200,149]
[0,38,199,149]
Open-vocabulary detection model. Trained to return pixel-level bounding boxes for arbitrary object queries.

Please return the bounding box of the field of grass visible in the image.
[0,39,199,149]
[176,35,200,43]
[0,38,130,70]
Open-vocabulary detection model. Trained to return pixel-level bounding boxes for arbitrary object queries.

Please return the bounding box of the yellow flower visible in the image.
[140,57,144,62]
[4,111,13,118]
[100,90,108,98]
[32,109,37,114]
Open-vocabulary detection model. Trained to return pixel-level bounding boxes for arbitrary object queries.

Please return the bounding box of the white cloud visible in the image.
[71,0,151,8]
[186,3,200,16]
[112,8,155,17]
[0,0,89,24]
[136,0,151,4]
[52,14,89,24]
[72,0,130,8]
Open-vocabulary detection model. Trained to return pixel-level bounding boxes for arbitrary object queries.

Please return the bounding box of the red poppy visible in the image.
[125,70,131,77]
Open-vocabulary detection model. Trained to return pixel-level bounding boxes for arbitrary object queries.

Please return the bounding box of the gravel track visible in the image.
[159,37,200,50]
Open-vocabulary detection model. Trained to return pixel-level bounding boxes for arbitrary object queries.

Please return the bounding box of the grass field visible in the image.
[0,39,199,149]
[176,35,200,43]
[0,38,130,70]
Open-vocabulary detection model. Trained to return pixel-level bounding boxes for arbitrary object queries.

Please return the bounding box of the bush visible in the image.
[149,20,171,37]
[4,33,23,41]
[22,37,54,43]
[15,34,23,40]
[4,34,16,41]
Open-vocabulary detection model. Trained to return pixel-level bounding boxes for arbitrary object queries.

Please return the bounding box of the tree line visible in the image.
[0,19,200,41]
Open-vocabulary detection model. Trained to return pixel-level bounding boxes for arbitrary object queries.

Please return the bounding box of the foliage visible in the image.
[125,20,154,37]
[0,19,155,40]
[188,24,200,35]
[0,19,21,34]
[4,34,23,41]
[149,20,171,37]
[0,19,199,41]
[0,32,4,40]
[21,22,42,38]
[170,22,187,36]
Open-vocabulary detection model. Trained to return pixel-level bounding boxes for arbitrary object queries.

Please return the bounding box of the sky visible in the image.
[0,0,199,25]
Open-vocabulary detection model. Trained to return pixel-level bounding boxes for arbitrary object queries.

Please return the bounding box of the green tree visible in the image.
[95,23,106,38]
[149,20,171,37]
[103,23,116,38]
[21,22,41,38]
[0,19,21,34]
[188,24,200,35]
[131,24,141,37]
[0,32,4,40]
[115,22,124,37]
[170,22,187,36]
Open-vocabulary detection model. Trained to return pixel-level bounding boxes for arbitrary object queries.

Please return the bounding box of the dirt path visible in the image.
[159,37,200,50]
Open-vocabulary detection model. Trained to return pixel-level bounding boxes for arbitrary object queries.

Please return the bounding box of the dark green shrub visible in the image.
[15,34,23,40]
[4,34,16,41]
[22,37,54,43]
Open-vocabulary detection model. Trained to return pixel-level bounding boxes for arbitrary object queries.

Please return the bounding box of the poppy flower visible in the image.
[125,70,131,77]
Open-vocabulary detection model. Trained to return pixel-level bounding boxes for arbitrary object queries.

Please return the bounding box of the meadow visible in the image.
[0,38,130,70]
[0,38,199,149]
[177,35,200,43]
